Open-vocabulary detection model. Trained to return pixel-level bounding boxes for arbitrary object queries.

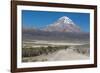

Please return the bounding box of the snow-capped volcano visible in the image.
[44,16,81,32]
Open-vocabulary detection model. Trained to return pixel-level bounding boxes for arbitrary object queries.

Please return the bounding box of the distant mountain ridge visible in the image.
[22,29,89,43]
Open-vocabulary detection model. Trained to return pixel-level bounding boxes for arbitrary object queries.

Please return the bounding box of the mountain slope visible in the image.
[43,16,81,32]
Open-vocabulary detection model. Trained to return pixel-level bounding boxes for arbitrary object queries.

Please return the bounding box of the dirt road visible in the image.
[48,49,89,61]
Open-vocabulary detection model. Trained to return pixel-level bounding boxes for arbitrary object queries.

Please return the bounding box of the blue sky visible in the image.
[22,10,90,32]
